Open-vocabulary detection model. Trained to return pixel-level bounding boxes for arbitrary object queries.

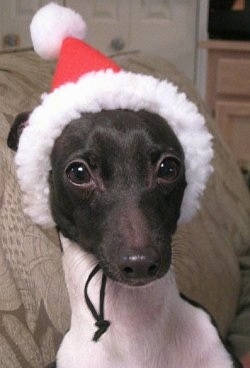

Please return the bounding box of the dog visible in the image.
[8,108,242,368]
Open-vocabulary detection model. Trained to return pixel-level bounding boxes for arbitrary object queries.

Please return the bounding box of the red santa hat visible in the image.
[15,2,213,228]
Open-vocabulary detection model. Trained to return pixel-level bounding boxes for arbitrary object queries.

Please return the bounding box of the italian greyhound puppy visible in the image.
[8,109,242,368]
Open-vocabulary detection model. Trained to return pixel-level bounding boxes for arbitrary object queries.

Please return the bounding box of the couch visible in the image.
[0,49,249,367]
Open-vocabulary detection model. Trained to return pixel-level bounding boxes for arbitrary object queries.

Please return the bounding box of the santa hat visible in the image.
[15,2,213,228]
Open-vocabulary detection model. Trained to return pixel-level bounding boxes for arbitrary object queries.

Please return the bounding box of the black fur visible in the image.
[46,363,57,368]
[7,111,30,151]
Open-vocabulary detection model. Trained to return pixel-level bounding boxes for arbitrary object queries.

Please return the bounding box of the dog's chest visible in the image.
[57,304,233,368]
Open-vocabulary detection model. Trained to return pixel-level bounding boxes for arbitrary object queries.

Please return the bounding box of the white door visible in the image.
[68,0,198,81]
[69,0,130,56]
[130,1,198,81]
[0,0,198,81]
[0,0,63,50]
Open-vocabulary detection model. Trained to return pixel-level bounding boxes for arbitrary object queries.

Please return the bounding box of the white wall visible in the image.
[196,0,209,98]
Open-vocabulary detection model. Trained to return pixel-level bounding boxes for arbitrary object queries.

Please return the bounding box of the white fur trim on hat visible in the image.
[30,2,87,60]
[15,70,213,228]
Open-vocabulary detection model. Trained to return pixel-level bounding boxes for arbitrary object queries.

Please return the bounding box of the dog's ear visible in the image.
[7,111,30,151]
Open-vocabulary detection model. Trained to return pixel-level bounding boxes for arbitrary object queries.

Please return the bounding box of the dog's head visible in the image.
[8,109,186,286]
[7,3,213,290]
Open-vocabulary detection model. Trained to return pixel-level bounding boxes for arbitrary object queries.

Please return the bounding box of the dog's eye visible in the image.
[65,161,91,185]
[157,157,180,182]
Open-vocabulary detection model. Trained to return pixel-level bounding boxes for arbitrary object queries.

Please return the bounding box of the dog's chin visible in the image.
[117,276,165,288]
[100,265,170,288]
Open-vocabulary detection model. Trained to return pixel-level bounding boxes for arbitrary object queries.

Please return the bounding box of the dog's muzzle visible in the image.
[117,247,161,285]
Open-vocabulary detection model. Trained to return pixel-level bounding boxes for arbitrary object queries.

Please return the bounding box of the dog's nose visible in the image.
[118,248,161,281]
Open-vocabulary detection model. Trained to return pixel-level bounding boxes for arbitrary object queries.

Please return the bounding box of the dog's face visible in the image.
[50,109,186,286]
[9,109,186,287]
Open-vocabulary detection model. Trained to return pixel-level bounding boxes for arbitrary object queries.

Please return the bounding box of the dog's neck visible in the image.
[59,235,233,368]
[60,234,179,322]
[60,235,181,352]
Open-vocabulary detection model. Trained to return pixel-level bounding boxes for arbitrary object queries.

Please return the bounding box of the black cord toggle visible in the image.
[93,320,111,342]
[84,264,111,342]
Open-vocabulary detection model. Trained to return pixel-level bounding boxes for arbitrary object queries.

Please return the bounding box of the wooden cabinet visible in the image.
[200,40,250,166]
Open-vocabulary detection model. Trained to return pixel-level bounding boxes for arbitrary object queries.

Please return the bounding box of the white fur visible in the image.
[30,3,87,59]
[15,70,213,228]
[57,235,233,368]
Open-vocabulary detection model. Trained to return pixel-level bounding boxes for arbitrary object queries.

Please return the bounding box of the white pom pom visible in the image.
[30,2,87,60]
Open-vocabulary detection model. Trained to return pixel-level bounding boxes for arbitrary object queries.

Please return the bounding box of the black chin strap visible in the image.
[84,265,110,342]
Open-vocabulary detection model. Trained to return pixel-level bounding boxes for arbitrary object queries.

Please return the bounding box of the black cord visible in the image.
[84,264,111,342]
